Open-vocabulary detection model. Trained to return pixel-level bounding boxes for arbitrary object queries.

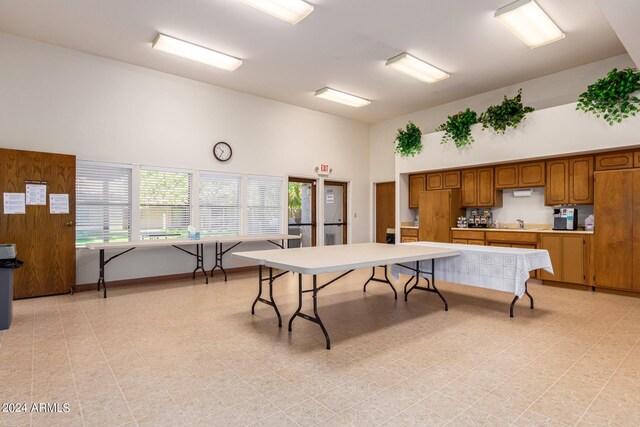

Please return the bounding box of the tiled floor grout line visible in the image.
[76,298,139,427]
[379,298,580,424]
[56,297,87,427]
[573,306,640,426]
[509,300,636,426]
[385,297,615,425]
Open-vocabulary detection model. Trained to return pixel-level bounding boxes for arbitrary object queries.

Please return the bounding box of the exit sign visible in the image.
[317,164,331,176]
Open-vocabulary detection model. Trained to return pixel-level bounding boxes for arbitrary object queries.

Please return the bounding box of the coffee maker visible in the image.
[553,207,578,231]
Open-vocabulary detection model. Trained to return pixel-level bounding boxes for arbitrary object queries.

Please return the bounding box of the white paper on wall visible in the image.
[3,193,26,214]
[25,183,47,205]
[49,194,69,214]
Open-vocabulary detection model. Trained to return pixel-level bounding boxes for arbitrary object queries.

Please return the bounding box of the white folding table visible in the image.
[393,241,554,317]
[233,243,460,349]
[86,234,300,298]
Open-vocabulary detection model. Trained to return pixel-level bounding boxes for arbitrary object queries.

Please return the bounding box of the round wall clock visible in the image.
[213,141,232,162]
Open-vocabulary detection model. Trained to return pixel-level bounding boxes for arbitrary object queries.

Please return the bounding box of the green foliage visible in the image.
[479,89,534,133]
[394,121,423,157]
[576,68,640,126]
[435,108,479,148]
[288,182,302,219]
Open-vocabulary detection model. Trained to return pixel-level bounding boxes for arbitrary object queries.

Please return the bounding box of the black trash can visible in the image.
[0,258,23,330]
[385,228,396,244]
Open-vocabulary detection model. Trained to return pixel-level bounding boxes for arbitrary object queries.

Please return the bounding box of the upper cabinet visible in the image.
[545,156,593,205]
[595,151,634,171]
[495,161,545,189]
[408,173,426,208]
[426,171,461,191]
[461,167,502,207]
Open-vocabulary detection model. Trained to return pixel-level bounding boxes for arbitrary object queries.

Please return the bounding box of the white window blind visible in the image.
[76,161,132,247]
[247,175,283,235]
[140,168,192,239]
[199,172,241,237]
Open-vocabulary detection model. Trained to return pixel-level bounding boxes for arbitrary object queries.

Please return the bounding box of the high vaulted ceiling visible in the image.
[0,0,628,123]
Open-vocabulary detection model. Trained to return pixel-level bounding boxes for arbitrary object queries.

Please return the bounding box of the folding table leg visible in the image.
[363,266,397,299]
[251,265,282,327]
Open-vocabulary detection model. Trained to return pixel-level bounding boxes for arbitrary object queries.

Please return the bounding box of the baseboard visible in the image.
[542,280,640,298]
[73,266,259,293]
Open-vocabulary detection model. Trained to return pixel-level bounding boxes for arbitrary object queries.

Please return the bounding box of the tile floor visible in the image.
[1,269,639,426]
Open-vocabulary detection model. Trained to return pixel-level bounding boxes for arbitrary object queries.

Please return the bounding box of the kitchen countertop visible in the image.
[451,227,594,235]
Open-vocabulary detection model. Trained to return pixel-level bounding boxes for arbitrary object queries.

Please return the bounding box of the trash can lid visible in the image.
[0,259,23,269]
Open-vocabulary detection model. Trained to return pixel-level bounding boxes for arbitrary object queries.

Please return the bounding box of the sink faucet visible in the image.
[516,219,525,230]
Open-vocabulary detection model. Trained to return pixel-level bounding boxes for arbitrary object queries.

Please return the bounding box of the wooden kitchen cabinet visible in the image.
[519,162,546,187]
[594,170,634,290]
[496,162,545,189]
[451,230,485,245]
[545,156,593,205]
[634,151,640,168]
[569,156,594,204]
[462,167,502,207]
[443,171,461,189]
[419,190,464,243]
[495,164,518,189]
[545,159,569,205]
[400,227,419,243]
[485,231,537,246]
[409,174,426,208]
[426,173,443,190]
[539,234,587,284]
[427,171,461,191]
[595,151,634,171]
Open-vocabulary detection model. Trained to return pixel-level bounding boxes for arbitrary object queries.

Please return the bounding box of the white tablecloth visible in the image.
[391,242,553,298]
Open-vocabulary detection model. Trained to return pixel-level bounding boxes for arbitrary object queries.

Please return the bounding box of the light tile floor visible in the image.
[1,269,639,426]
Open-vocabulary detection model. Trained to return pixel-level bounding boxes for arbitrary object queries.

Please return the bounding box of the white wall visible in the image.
[0,33,371,284]
[370,54,636,183]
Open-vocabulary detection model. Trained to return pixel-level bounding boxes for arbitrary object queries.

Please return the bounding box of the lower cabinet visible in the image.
[539,234,588,285]
[400,227,419,243]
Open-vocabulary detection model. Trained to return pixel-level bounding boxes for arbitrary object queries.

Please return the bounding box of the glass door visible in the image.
[288,177,317,247]
[324,181,347,245]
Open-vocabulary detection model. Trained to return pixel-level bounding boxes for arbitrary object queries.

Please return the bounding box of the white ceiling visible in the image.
[0,0,627,124]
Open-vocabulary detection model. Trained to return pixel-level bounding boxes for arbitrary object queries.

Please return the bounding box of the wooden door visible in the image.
[0,148,76,298]
[461,169,477,207]
[443,171,460,189]
[595,151,633,171]
[419,190,450,243]
[426,173,443,191]
[519,162,545,187]
[477,167,497,206]
[409,174,425,208]
[633,170,640,292]
[563,235,586,284]
[545,159,569,205]
[569,157,593,204]
[539,234,562,281]
[495,164,518,189]
[594,170,633,290]
[375,182,395,243]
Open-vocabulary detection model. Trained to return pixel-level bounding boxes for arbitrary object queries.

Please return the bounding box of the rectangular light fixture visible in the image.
[314,87,370,108]
[152,34,242,71]
[238,0,314,25]
[385,53,449,84]
[495,0,565,48]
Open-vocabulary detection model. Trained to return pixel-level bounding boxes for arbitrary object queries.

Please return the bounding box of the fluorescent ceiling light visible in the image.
[385,53,449,84]
[152,34,242,71]
[495,0,565,48]
[314,87,370,108]
[238,0,314,25]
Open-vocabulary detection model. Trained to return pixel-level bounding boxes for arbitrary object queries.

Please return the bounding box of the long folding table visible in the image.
[392,241,553,317]
[233,243,460,349]
[86,234,299,298]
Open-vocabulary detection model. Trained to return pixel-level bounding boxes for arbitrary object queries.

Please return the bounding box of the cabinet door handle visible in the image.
[66,221,74,227]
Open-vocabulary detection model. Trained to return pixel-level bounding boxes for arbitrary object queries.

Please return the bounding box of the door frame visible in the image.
[288,176,317,247]
[324,180,348,245]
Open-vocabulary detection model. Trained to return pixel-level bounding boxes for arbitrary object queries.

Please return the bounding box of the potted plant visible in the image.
[394,121,423,157]
[436,108,479,148]
[577,68,640,125]
[479,89,535,133]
